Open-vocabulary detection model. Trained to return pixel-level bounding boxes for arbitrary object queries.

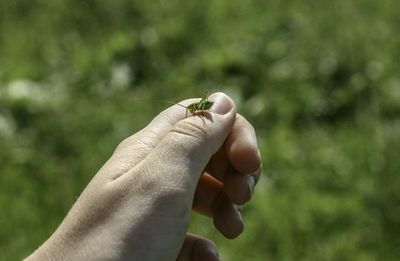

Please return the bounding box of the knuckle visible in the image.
[114,132,142,153]
[170,119,209,142]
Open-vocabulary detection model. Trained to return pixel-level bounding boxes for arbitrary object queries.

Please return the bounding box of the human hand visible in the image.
[26,92,261,261]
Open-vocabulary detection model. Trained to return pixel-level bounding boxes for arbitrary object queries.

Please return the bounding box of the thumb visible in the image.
[135,92,236,197]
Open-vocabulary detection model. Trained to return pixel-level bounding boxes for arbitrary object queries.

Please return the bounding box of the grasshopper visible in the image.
[176,93,214,117]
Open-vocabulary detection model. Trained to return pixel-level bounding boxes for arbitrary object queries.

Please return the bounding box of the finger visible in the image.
[213,193,244,239]
[225,114,261,174]
[196,170,260,208]
[223,114,261,203]
[192,173,222,217]
[176,234,219,261]
[207,146,230,181]
[223,167,262,205]
[192,174,246,237]
[208,114,261,179]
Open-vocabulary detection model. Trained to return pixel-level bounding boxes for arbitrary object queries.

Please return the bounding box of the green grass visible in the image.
[1,0,400,260]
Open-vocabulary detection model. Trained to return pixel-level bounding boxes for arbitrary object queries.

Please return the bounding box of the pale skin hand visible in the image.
[26,92,261,261]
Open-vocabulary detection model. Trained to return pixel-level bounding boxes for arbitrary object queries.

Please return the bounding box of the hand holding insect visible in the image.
[26,92,262,261]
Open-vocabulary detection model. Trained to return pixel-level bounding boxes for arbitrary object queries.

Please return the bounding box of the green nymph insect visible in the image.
[176,93,214,117]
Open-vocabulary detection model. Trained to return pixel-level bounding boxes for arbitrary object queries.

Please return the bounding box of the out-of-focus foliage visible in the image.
[1,0,400,260]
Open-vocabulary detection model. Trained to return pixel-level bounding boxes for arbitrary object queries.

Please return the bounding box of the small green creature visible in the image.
[176,93,214,117]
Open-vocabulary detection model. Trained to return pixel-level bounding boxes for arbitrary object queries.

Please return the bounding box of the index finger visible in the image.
[225,114,261,175]
[223,114,262,204]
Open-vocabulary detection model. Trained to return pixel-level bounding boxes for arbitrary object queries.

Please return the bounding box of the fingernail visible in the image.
[210,92,234,115]
[235,204,243,212]
[213,248,220,260]
[235,206,244,234]
[248,175,256,196]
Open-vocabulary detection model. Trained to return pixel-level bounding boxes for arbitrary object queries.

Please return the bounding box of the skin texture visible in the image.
[26,92,262,261]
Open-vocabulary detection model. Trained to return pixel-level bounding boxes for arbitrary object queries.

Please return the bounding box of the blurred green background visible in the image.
[1,0,400,260]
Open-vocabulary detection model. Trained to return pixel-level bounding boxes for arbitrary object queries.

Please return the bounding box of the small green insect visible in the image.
[176,93,214,117]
